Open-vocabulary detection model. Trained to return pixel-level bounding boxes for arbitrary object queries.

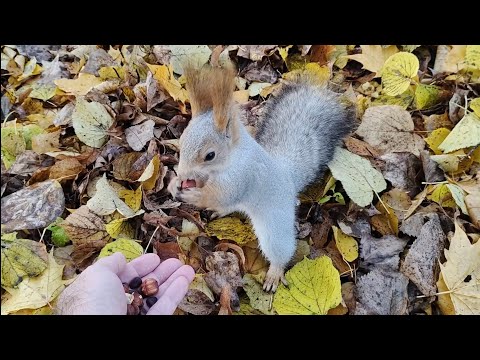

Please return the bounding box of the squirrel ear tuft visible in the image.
[184,62,236,133]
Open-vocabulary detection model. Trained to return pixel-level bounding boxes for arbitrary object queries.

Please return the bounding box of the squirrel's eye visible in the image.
[204,152,216,161]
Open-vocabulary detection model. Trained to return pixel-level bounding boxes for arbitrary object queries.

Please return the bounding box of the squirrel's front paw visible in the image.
[167,176,182,199]
[263,265,288,293]
[177,187,203,207]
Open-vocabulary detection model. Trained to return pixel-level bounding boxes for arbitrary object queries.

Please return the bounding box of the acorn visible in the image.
[141,278,159,297]
[127,304,140,315]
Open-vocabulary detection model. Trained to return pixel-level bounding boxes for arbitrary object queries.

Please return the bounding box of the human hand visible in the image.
[56,252,194,315]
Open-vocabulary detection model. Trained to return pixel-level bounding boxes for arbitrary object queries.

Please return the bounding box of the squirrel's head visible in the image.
[177,64,239,189]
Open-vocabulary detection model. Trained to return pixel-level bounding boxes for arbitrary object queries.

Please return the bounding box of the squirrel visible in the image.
[168,63,354,292]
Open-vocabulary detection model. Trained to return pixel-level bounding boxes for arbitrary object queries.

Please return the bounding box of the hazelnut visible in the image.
[141,278,159,297]
[127,304,140,315]
[123,283,130,293]
[132,292,143,308]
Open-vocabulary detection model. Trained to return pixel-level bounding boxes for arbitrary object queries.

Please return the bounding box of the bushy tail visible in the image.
[255,80,355,191]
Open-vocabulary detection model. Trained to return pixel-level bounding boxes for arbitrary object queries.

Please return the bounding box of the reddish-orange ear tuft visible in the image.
[184,63,236,133]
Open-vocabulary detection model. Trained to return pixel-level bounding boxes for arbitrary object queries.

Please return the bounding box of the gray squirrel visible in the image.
[168,63,354,292]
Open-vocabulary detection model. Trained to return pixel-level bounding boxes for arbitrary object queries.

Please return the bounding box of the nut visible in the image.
[123,283,130,293]
[129,277,142,289]
[146,296,158,308]
[132,292,143,308]
[141,278,159,297]
[127,304,140,315]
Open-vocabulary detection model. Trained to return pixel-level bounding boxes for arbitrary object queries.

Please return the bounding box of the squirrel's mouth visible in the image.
[181,179,197,189]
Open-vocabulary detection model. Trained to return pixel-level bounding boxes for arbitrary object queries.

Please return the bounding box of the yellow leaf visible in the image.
[118,186,143,212]
[98,238,143,262]
[328,147,387,207]
[439,220,480,315]
[29,83,57,101]
[205,217,257,245]
[146,64,188,103]
[465,45,480,69]
[427,184,456,208]
[430,154,460,173]
[438,113,480,153]
[1,126,26,169]
[98,66,125,80]
[283,63,330,85]
[233,90,250,104]
[425,128,451,155]
[436,273,455,315]
[242,274,275,315]
[332,226,358,262]
[414,84,443,110]
[17,58,42,82]
[371,88,414,109]
[433,45,466,74]
[465,192,480,228]
[470,98,480,117]
[273,256,342,315]
[278,46,293,61]
[1,232,48,288]
[1,250,69,315]
[382,52,419,96]
[189,275,215,302]
[31,130,61,154]
[72,97,114,148]
[138,155,160,191]
[346,45,399,76]
[105,218,135,239]
[87,174,135,217]
[54,73,103,96]
[446,184,468,215]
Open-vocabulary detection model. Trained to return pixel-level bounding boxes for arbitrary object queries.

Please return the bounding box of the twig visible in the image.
[144,225,159,254]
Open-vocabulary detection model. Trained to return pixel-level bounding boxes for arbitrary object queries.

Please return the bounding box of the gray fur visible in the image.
[171,80,354,291]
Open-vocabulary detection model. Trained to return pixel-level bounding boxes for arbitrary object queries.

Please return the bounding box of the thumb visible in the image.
[94,252,128,275]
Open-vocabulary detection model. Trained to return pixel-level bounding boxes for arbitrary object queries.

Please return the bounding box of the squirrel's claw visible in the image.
[263,265,287,293]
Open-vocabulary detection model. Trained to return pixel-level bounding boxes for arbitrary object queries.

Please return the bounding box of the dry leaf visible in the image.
[125,120,155,151]
[346,45,399,76]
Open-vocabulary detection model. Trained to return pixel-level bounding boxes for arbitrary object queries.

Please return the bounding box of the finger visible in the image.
[94,252,127,275]
[146,276,190,315]
[141,258,184,285]
[118,254,161,284]
[156,265,195,298]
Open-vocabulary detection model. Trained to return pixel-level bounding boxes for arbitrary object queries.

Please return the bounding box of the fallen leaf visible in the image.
[420,151,445,183]
[446,184,468,215]
[381,52,419,96]
[154,241,182,261]
[1,250,69,315]
[72,97,114,148]
[465,193,480,228]
[205,251,243,311]
[433,45,466,74]
[125,120,155,151]
[178,288,216,315]
[360,234,408,271]
[47,221,70,247]
[332,226,358,262]
[146,71,167,111]
[54,73,103,96]
[428,184,456,208]
[49,158,84,182]
[438,113,480,153]
[86,174,135,217]
[344,137,381,158]
[205,217,257,245]
[346,45,399,76]
[1,232,48,288]
[273,256,341,315]
[243,245,268,280]
[118,186,142,212]
[436,273,456,315]
[1,126,26,169]
[425,128,451,155]
[146,64,188,103]
[31,130,61,154]
[414,84,446,110]
[105,217,135,239]
[400,214,446,296]
[354,268,409,315]
[328,147,387,207]
[98,238,143,262]
[169,45,212,75]
[61,205,111,263]
[1,180,65,233]
[430,154,460,173]
[357,105,424,156]
[112,152,143,181]
[138,154,161,191]
[243,274,275,315]
[439,220,480,315]
[234,297,263,315]
[470,98,480,117]
[236,45,277,61]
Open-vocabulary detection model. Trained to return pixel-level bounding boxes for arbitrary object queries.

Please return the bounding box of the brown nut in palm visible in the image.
[141,278,159,297]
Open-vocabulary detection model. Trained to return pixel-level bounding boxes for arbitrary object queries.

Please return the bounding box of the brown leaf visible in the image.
[205,252,242,311]
[1,180,65,232]
[82,48,115,76]
[31,130,61,154]
[420,150,445,183]
[112,152,143,181]
[215,243,246,271]
[241,61,278,83]
[400,214,446,296]
[49,158,85,182]
[218,284,233,315]
[178,289,216,315]
[62,205,111,267]
[146,71,168,111]
[7,151,51,176]
[236,45,278,61]
[309,45,336,66]
[465,193,480,228]
[243,245,268,277]
[354,268,409,315]
[125,120,155,151]
[154,241,181,261]
[423,112,453,132]
[344,137,381,158]
[311,211,333,249]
